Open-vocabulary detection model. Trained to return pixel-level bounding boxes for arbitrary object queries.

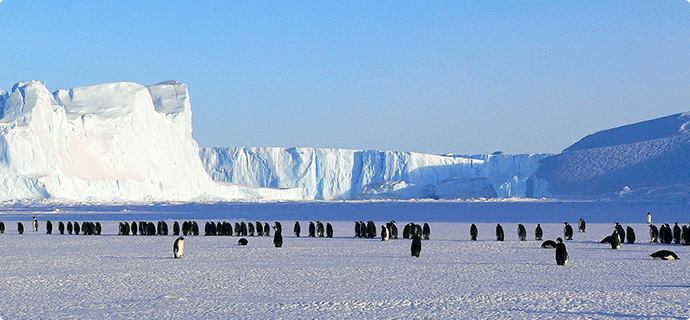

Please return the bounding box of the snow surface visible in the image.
[200,147,550,200]
[0,81,301,203]
[1,212,689,319]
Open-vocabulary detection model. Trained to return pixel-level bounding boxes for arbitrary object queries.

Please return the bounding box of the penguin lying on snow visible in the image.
[650,250,679,260]
[238,238,248,246]
[541,240,558,249]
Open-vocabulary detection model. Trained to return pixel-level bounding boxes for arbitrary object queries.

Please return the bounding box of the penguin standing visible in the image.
[256,221,264,236]
[46,220,53,235]
[0,221,4,234]
[496,223,504,241]
[555,238,568,266]
[389,221,398,239]
[274,222,282,234]
[381,225,390,241]
[308,222,316,237]
[411,234,422,257]
[273,226,283,248]
[354,221,361,237]
[73,222,80,235]
[609,230,621,249]
[173,221,180,236]
[294,221,301,237]
[578,218,586,233]
[647,212,652,224]
[58,221,65,235]
[517,224,527,241]
[402,223,411,239]
[673,223,681,244]
[649,224,659,243]
[563,222,573,240]
[173,237,184,258]
[248,222,255,236]
[131,221,138,236]
[422,223,431,240]
[615,223,625,243]
[17,222,24,235]
[263,222,270,236]
[326,223,333,238]
[626,226,636,244]
[67,221,73,235]
[316,221,325,237]
[470,224,478,241]
[32,217,38,232]
[535,224,543,241]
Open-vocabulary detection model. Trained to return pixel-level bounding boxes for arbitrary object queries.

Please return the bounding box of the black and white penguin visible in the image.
[316,221,325,237]
[626,226,636,244]
[389,221,398,239]
[367,221,377,239]
[58,221,65,235]
[422,223,431,240]
[248,222,255,236]
[161,221,169,236]
[32,217,38,232]
[650,250,680,260]
[609,230,621,249]
[240,222,248,236]
[46,220,53,235]
[402,223,411,239]
[146,222,155,236]
[517,224,527,241]
[17,222,24,235]
[274,221,282,234]
[541,240,558,248]
[192,221,199,236]
[308,221,316,237]
[67,221,73,235]
[496,223,504,241]
[255,221,263,236]
[354,221,361,237]
[294,221,301,237]
[614,223,625,243]
[238,238,248,246]
[673,222,681,244]
[263,222,270,236]
[381,225,390,241]
[273,226,283,248]
[73,221,80,235]
[649,224,659,243]
[555,238,568,266]
[563,222,573,240]
[173,221,180,236]
[411,234,422,257]
[578,218,586,233]
[131,221,138,236]
[683,225,690,246]
[95,222,102,235]
[470,223,478,241]
[535,224,543,241]
[204,222,213,236]
[0,221,4,234]
[647,212,652,224]
[663,224,673,244]
[233,222,241,236]
[326,223,333,238]
[173,237,184,258]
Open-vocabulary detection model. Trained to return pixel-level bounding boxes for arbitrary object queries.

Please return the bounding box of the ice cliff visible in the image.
[200,147,550,200]
[0,81,301,203]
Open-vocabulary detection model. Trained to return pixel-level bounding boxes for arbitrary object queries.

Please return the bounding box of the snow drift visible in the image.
[0,81,301,203]
[200,147,549,200]
[533,112,690,200]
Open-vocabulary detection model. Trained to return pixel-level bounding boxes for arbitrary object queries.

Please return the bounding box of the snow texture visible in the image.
[200,147,549,200]
[0,81,301,203]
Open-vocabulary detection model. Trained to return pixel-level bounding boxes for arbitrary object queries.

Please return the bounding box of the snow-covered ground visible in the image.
[1,210,689,319]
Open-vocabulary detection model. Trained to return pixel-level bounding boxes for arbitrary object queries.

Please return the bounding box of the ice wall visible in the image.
[201,147,550,200]
[0,81,301,203]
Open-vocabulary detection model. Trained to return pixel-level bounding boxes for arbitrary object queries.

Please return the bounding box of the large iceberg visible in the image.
[0,81,301,203]
[200,147,550,200]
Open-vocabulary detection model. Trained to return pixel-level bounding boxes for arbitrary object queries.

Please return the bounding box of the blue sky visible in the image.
[1,1,689,154]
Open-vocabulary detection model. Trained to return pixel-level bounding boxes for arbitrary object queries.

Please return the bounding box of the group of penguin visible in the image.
[0,217,103,236]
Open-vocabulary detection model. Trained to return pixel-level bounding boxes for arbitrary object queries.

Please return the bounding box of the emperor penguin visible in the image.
[402,223,411,239]
[173,221,180,236]
[555,238,568,266]
[316,221,325,237]
[173,237,184,258]
[73,221,80,235]
[273,226,283,248]
[389,221,398,239]
[308,222,316,237]
[17,222,24,235]
[58,221,65,235]
[0,221,4,233]
[422,223,431,240]
[67,221,73,235]
[649,224,659,243]
[411,234,422,257]
[541,240,558,248]
[647,212,652,224]
[326,223,333,238]
[517,224,527,241]
[470,223,478,241]
[496,223,504,241]
[32,217,38,232]
[238,238,248,245]
[263,222,270,236]
[381,225,390,241]
[354,221,361,237]
[578,218,586,233]
[610,230,621,249]
[673,223,681,244]
[535,224,543,241]
[256,221,264,236]
[247,222,255,236]
[46,220,53,235]
[626,226,636,244]
[192,221,199,236]
[274,221,283,234]
[614,223,625,243]
[294,221,301,237]
[650,250,680,260]
[131,221,138,236]
[563,222,573,240]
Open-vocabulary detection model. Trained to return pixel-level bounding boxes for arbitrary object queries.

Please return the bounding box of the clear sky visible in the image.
[1,1,689,155]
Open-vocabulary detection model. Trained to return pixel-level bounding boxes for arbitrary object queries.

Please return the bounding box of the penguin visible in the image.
[608,230,621,249]
[204,222,212,236]
[517,224,527,241]
[663,224,673,244]
[67,221,73,235]
[673,222,681,244]
[95,222,102,235]
[252,221,261,236]
[17,222,24,235]
[240,222,248,236]
[470,223,478,241]
[263,222,270,236]
[614,223,625,243]
[58,221,65,235]
[626,226,636,244]
[238,238,248,246]
[32,217,38,232]
[389,221,398,239]
[192,221,199,236]
[173,237,184,258]
[402,223,411,239]
[157,221,163,235]
[173,221,180,236]
[161,221,169,236]
[359,221,367,238]
[326,223,333,238]
[541,240,558,248]
[73,221,80,235]
[535,224,543,241]
[555,238,568,266]
[224,222,233,236]
[563,222,573,240]
[496,223,504,241]
[649,224,659,243]
[650,250,680,260]
[273,226,283,248]
[647,212,652,224]
[367,221,377,239]
[381,225,390,241]
[248,222,255,236]
[46,220,53,235]
[316,221,325,237]
[308,222,316,237]
[147,222,155,236]
[411,234,422,257]
[274,221,282,234]
[0,221,4,234]
[683,225,690,246]
[181,221,189,236]
[294,221,301,237]
[578,218,586,233]
[422,223,431,240]
[131,221,138,236]
[354,221,361,237]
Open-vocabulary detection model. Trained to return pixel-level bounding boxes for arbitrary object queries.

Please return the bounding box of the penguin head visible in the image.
[556,237,563,243]
[563,222,569,225]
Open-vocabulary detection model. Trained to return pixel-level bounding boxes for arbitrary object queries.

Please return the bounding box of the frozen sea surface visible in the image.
[0,201,689,319]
